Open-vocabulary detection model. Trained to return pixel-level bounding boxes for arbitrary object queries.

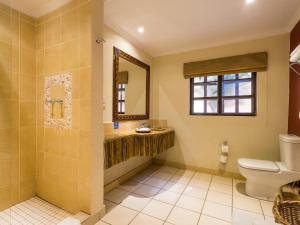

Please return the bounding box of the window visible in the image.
[190,72,256,116]
[118,84,125,114]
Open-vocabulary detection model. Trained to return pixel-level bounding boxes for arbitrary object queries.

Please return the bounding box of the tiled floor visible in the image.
[99,165,279,225]
[0,197,72,225]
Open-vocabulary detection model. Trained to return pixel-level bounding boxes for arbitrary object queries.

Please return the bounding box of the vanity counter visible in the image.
[104,128,175,169]
[104,127,174,141]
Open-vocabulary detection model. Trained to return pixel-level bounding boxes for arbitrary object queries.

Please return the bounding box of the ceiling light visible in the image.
[137,27,144,33]
[246,0,255,4]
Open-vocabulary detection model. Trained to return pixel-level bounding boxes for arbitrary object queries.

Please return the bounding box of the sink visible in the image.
[135,127,151,133]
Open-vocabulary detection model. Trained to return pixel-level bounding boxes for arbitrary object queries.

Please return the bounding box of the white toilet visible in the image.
[238,134,300,199]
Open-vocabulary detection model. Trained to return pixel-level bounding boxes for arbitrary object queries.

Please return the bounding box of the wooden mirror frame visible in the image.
[113,47,150,121]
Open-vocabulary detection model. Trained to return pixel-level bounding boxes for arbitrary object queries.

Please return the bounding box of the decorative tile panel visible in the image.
[44,73,72,129]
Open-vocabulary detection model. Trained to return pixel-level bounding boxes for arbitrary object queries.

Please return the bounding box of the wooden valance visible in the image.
[117,71,128,84]
[183,52,268,78]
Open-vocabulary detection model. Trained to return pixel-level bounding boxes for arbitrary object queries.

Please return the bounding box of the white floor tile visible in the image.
[152,171,173,180]
[105,188,131,204]
[119,180,142,192]
[142,200,173,220]
[265,216,279,223]
[209,182,232,195]
[102,205,138,225]
[171,174,191,184]
[232,208,264,224]
[154,190,181,205]
[167,207,200,225]
[129,213,164,225]
[260,200,274,217]
[193,173,212,182]
[134,184,161,198]
[183,186,207,199]
[176,169,195,178]
[121,194,151,211]
[145,177,169,188]
[158,166,178,175]
[202,201,232,222]
[176,195,204,213]
[131,173,150,183]
[233,195,263,214]
[189,179,210,189]
[163,181,186,194]
[206,191,232,206]
[198,215,231,225]
[96,221,109,225]
[211,176,233,186]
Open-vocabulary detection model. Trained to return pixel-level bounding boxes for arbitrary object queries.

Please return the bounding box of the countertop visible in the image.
[104,127,174,142]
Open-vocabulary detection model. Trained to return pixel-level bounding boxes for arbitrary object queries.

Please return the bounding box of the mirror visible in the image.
[113,47,150,121]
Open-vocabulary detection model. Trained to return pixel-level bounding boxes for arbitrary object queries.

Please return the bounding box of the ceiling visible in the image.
[2,0,300,56]
[0,0,72,18]
[104,0,300,56]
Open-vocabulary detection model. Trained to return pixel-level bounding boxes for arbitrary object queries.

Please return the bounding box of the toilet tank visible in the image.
[279,134,300,171]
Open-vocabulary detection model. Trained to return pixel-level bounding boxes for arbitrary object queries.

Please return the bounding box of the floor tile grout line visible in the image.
[134,168,180,224]
[196,174,213,225]
[103,167,246,225]
[13,205,48,225]
[103,167,178,224]
[162,170,198,224]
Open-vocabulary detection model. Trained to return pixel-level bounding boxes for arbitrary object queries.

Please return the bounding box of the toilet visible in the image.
[238,134,300,199]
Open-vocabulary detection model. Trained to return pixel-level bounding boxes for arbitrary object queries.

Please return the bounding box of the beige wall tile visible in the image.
[11,73,20,100]
[20,76,36,101]
[79,1,91,35]
[36,49,44,76]
[80,67,91,98]
[20,48,35,75]
[61,130,79,158]
[20,20,35,50]
[20,101,36,126]
[0,41,12,74]
[80,35,91,67]
[72,99,80,129]
[61,8,80,42]
[44,128,61,155]
[44,17,60,48]
[80,99,91,131]
[0,11,11,44]
[0,100,13,129]
[35,24,44,50]
[44,46,60,74]
[0,71,11,99]
[61,39,80,70]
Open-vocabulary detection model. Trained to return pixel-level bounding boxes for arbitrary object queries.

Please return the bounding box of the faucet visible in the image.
[139,122,148,128]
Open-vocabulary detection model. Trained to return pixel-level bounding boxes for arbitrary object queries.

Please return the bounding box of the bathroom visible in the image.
[0,0,300,224]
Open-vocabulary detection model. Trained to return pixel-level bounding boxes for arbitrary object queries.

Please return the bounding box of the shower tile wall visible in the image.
[0,0,95,215]
[0,3,36,210]
[35,0,93,214]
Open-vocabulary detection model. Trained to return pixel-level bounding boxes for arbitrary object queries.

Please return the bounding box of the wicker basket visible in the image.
[272,185,300,225]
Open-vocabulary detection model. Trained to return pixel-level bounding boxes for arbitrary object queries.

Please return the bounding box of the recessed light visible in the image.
[246,0,255,4]
[137,27,144,33]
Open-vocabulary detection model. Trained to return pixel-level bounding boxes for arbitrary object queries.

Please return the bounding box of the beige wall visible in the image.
[0,3,36,211]
[153,34,290,173]
[103,26,152,122]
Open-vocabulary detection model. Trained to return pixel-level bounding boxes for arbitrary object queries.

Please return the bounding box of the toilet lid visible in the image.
[238,158,280,172]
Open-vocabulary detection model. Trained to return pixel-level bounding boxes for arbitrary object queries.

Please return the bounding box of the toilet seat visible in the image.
[238,158,280,172]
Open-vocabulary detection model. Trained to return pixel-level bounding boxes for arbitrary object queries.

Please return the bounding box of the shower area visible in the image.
[0,0,104,224]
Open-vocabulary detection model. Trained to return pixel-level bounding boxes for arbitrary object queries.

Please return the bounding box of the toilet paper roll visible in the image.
[221,144,229,153]
[219,155,228,164]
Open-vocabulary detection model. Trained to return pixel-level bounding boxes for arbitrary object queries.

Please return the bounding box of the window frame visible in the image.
[117,84,126,114]
[190,72,257,116]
